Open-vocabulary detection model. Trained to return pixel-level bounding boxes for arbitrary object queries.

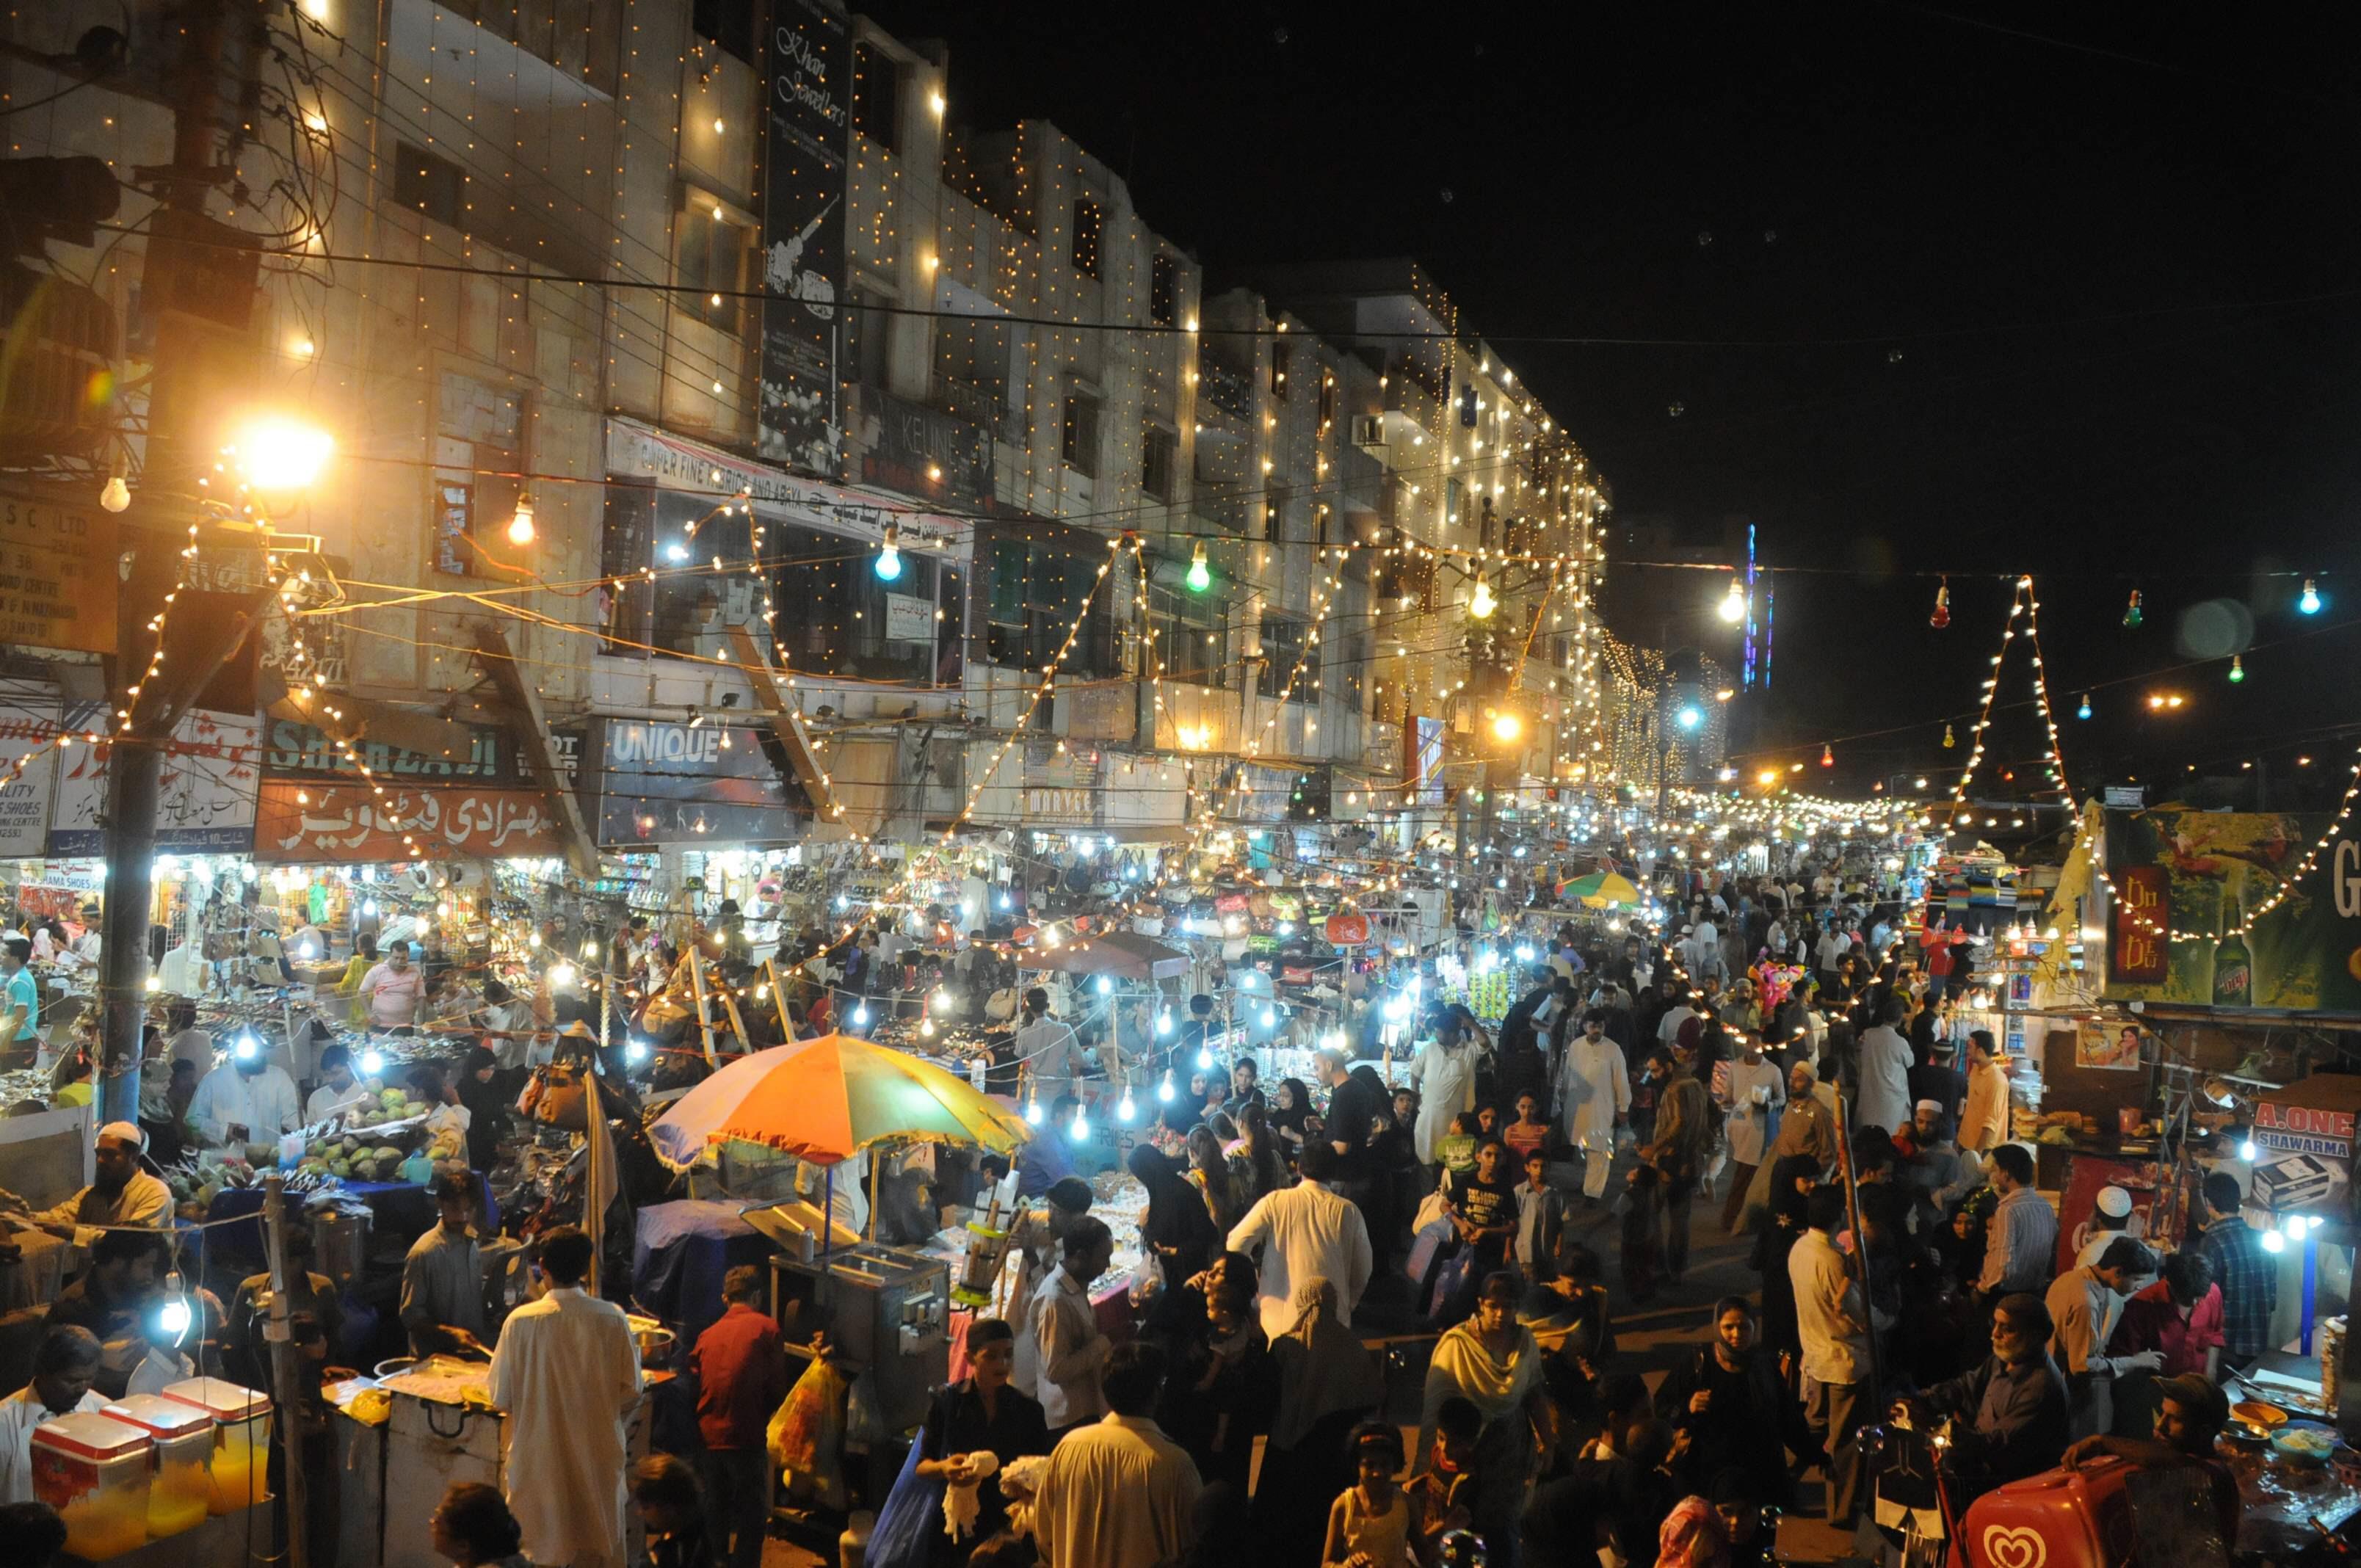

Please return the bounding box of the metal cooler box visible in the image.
[769,1244,949,1432]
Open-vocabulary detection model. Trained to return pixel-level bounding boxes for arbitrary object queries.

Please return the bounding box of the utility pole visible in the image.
[261,1173,313,1568]
[96,0,255,1126]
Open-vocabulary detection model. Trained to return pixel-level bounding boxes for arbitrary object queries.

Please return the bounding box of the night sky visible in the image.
[866,1,2361,821]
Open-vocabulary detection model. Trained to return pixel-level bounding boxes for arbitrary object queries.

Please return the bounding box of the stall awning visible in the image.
[1020,929,1189,981]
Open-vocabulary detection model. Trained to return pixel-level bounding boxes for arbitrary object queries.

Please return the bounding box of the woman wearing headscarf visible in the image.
[1252,1276,1386,1566]
[1186,1125,1248,1234]
[1232,1103,1288,1203]
[1415,1271,1550,1568]
[1268,1077,1314,1164]
[1750,1153,1821,1369]
[1128,1144,1216,1301]
[455,1045,507,1172]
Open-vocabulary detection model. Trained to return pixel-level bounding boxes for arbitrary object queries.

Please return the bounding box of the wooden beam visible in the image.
[261,672,482,763]
[468,622,599,878]
[725,624,843,828]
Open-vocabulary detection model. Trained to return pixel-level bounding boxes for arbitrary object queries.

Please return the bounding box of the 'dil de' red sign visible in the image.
[1324,913,1371,946]
[2107,864,2170,984]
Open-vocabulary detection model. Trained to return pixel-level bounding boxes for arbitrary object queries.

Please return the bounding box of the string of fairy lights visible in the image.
[1941,575,2075,815]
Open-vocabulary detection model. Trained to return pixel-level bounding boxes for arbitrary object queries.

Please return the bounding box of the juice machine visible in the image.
[769,1243,949,1431]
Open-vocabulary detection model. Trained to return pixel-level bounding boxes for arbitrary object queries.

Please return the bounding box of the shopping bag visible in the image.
[864,1434,943,1568]
[769,1353,850,1509]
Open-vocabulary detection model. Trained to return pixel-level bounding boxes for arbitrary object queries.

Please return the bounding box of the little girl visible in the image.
[1502,1089,1551,1165]
[1322,1420,1414,1568]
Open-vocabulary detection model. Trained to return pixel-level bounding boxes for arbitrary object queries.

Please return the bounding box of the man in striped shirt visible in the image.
[1978,1144,2059,1304]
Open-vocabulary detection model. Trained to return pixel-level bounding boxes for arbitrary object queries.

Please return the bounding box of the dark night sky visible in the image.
[864,1,2361,817]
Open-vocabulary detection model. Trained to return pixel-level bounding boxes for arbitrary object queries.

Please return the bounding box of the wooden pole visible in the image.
[687,949,719,1067]
[1831,1087,1885,1394]
[261,1173,311,1568]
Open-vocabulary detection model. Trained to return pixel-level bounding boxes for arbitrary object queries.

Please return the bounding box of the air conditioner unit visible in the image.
[1351,414,1385,449]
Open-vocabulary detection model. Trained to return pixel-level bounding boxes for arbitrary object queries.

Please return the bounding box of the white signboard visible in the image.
[50,708,263,855]
[884,592,935,643]
[0,681,61,857]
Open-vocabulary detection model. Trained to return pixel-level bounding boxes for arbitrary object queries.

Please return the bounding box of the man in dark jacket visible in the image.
[1494,970,1558,1108]
[1894,1292,2070,1501]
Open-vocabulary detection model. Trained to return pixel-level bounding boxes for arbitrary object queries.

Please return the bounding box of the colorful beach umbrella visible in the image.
[1562,871,1642,908]
[649,1032,1032,1170]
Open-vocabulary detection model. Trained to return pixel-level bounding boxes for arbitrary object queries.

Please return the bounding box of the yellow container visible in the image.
[106,1393,216,1537]
[159,1376,274,1514]
[32,1411,153,1560]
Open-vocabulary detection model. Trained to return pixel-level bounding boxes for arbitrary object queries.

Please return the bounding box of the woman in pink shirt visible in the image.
[2108,1248,2226,1379]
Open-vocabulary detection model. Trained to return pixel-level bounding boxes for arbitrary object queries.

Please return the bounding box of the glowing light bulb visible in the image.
[1469,573,1496,619]
[1069,1108,1089,1139]
[1156,1011,1173,1035]
[851,1003,871,1028]
[1718,578,1746,623]
[874,523,903,581]
[360,1049,385,1077]
[1025,1099,1045,1126]
[1158,1073,1176,1102]
[2300,578,2322,615]
[1117,1092,1135,1122]
[625,1039,650,1064]
[1095,975,1112,995]
[1186,542,1211,592]
[507,498,536,545]
[2077,694,2092,720]
[1196,1046,1214,1071]
[2241,1140,2258,1161]
[99,474,130,512]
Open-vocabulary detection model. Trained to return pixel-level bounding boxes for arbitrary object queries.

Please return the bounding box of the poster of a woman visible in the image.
[2076,1019,2144,1072]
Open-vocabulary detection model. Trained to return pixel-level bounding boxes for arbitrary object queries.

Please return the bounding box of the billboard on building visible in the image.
[49,709,261,856]
[2100,807,2361,1015]
[757,0,851,477]
[592,719,797,846]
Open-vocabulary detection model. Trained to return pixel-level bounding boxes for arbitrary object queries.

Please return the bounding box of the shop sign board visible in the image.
[883,592,935,642]
[253,780,566,863]
[591,718,796,846]
[263,717,512,782]
[2101,807,2361,1013]
[0,490,115,656]
[0,683,62,857]
[48,709,261,855]
[756,0,851,476]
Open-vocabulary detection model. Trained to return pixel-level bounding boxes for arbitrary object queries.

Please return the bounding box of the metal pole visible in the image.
[589,973,607,1295]
[96,750,162,1127]
[261,1172,311,1568]
[1831,1086,1885,1394]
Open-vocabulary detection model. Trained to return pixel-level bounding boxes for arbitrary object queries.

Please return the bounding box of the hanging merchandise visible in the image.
[2122,589,2144,629]
[2228,653,2245,684]
[1929,576,1951,629]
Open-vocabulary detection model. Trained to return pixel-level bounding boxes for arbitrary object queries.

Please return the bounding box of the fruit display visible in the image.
[162,1085,453,1213]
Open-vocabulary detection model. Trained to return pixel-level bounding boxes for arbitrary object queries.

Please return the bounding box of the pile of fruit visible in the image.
[295,1086,460,1180]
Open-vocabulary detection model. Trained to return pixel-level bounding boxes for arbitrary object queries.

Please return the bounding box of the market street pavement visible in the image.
[766,1150,1865,1567]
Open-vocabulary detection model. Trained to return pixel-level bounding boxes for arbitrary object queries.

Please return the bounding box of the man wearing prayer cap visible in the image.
[24,1122,173,1240]
[2075,1184,2143,1270]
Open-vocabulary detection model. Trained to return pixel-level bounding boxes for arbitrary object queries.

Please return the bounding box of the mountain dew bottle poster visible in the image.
[2101,808,2361,1014]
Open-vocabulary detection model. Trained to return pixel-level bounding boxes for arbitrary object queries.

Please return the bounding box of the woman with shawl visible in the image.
[1415,1271,1551,1568]
[1186,1125,1249,1233]
[1129,1144,1217,1305]
[1750,1153,1821,1367]
[1269,1078,1314,1162]
[1232,1103,1288,1202]
[1251,1276,1387,1566]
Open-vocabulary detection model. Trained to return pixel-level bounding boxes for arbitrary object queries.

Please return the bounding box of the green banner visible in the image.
[2100,808,2361,1014]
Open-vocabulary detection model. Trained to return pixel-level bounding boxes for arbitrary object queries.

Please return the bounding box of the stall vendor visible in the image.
[0,1326,104,1504]
[399,1170,489,1356]
[305,1044,374,1124]
[189,1039,302,1149]
[22,1122,171,1239]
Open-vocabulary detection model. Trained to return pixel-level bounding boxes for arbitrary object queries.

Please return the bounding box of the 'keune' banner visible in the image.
[757,0,850,477]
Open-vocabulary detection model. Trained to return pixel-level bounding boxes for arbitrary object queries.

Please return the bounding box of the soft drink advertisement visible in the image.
[2101,808,2361,1013]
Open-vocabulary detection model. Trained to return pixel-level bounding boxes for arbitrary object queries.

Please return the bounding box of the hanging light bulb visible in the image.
[1068,1104,1089,1139]
[1943,723,1956,749]
[2227,653,2245,684]
[1158,1070,1176,1102]
[100,473,131,513]
[1928,576,1950,629]
[2077,693,2093,720]
[1186,541,1211,592]
[1717,577,1746,623]
[1116,1089,1136,1122]
[2122,589,2144,629]
[505,497,536,545]
[1820,743,1834,768]
[1469,571,1496,619]
[874,522,904,581]
[1024,1091,1045,1126]
[2299,578,2323,615]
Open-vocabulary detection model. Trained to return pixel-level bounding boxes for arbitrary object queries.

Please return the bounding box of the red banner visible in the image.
[1324,913,1371,945]
[253,780,567,863]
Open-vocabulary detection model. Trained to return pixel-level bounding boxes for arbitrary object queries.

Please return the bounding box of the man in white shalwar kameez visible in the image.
[488,1226,643,1568]
[1556,1009,1631,1200]
[1411,1021,1479,1166]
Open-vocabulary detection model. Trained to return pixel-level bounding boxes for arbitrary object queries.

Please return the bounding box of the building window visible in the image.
[1148,583,1226,686]
[433,374,523,577]
[852,43,903,153]
[1316,368,1336,429]
[395,142,466,232]
[1149,253,1178,325]
[1141,427,1176,501]
[1062,393,1101,479]
[1256,614,1319,702]
[691,0,755,62]
[764,517,939,680]
[1072,198,1103,279]
[1269,340,1291,398]
[1445,476,1464,528]
[677,198,748,332]
[984,537,1115,678]
[846,288,892,388]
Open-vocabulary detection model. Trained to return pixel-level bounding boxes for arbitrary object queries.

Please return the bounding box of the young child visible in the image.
[1323,1420,1414,1568]
[1502,1089,1551,1165]
[1435,1110,1481,1183]
[1514,1146,1565,1280]
[1404,1398,1484,1565]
